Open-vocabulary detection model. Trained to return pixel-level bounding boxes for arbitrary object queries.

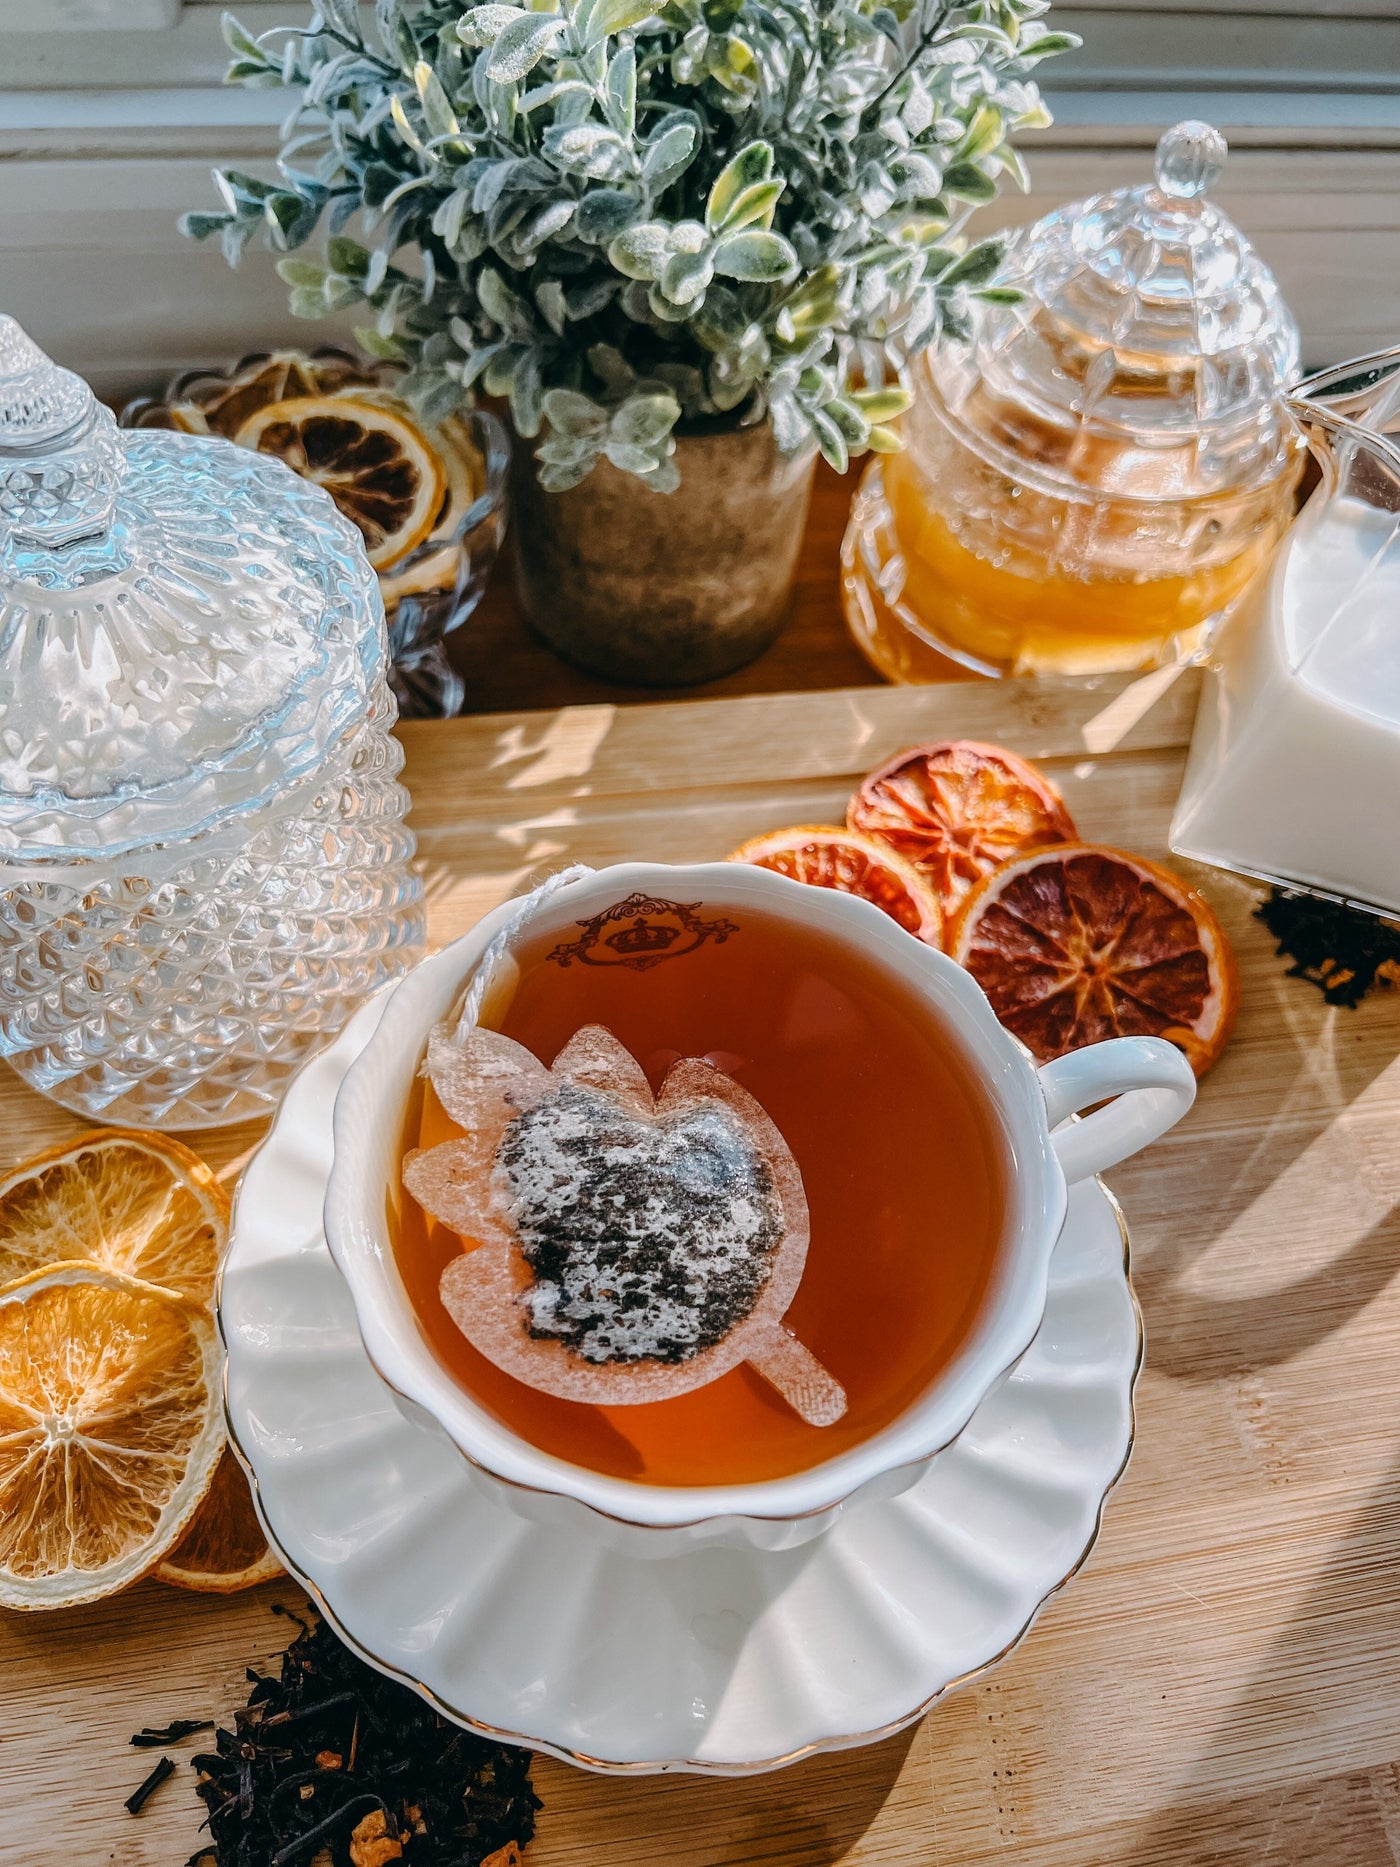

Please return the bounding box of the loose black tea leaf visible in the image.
[1257,887,1400,1007]
[132,1718,215,1748]
[126,1754,177,1815]
[191,1604,541,1866]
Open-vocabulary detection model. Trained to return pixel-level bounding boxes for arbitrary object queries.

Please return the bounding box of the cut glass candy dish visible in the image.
[0,318,425,1126]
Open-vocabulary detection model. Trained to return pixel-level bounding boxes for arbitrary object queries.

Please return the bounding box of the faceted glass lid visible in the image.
[953,122,1301,495]
[0,319,384,859]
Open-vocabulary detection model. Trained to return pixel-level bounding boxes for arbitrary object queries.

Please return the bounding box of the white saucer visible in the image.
[221,992,1142,1776]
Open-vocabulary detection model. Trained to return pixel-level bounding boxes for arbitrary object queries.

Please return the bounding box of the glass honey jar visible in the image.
[843,123,1305,682]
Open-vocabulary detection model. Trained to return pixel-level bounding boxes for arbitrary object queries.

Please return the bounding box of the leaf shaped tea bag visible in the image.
[404,1022,847,1427]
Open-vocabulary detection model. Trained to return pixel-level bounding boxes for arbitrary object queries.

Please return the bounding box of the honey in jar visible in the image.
[843,122,1304,681]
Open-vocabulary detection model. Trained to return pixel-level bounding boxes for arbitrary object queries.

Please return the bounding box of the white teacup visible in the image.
[324,862,1194,1557]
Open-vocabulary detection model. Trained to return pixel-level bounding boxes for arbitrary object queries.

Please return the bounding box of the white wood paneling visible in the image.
[1,145,1391,400]
[0,0,178,29]
[0,158,355,398]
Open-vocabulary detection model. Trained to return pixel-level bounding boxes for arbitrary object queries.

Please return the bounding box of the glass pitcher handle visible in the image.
[0,316,125,551]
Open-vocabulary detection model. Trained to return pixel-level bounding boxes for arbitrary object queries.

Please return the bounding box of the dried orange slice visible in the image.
[950,842,1237,1074]
[849,741,1077,920]
[0,1263,223,1609]
[728,825,943,945]
[0,1129,227,1308]
[156,1444,282,1593]
[234,394,446,570]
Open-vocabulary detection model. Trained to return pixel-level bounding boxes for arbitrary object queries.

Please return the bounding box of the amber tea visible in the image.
[395,895,1010,1486]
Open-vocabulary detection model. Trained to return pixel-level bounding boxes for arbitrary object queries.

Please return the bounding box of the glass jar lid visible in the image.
[935,121,1301,500]
[0,319,386,860]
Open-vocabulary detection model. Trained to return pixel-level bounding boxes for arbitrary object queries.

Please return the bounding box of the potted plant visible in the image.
[185,0,1072,685]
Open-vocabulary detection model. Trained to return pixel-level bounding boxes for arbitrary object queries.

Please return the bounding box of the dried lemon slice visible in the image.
[0,1129,228,1307]
[195,349,325,436]
[0,1263,223,1610]
[234,393,446,570]
[156,1445,282,1594]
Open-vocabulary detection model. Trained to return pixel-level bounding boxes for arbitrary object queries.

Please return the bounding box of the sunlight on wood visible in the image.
[491,706,617,790]
[1081,663,1187,756]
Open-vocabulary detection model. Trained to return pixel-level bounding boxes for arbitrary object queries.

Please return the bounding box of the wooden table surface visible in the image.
[5,545,1400,1865]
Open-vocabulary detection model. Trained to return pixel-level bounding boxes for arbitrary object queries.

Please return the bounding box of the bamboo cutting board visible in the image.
[6,668,1400,1867]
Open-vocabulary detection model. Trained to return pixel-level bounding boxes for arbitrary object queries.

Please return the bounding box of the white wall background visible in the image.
[1,1,1398,397]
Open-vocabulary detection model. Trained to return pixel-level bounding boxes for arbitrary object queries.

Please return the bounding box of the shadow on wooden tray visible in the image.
[1120,1445,1400,1867]
[536,1721,918,1867]
[1114,955,1400,1385]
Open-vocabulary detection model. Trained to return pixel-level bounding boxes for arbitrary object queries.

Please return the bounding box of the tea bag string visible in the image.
[453,863,595,1042]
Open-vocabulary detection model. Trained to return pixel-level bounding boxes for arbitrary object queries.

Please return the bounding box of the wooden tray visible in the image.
[8,669,1400,1866]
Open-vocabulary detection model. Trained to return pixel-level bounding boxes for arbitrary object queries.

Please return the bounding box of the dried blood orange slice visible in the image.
[156,1445,282,1594]
[849,741,1077,919]
[234,394,445,570]
[951,843,1237,1074]
[728,825,943,945]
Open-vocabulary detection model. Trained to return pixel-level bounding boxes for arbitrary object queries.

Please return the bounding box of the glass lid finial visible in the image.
[1154,120,1227,201]
[0,315,124,550]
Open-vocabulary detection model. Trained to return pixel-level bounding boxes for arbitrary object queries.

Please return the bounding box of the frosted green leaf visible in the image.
[536,278,568,334]
[543,122,630,179]
[221,12,264,60]
[512,345,545,436]
[355,326,405,360]
[711,229,797,282]
[810,407,847,472]
[487,12,568,83]
[705,140,772,230]
[456,4,527,47]
[432,187,472,248]
[850,385,912,421]
[639,456,680,493]
[607,221,670,280]
[606,45,636,135]
[414,61,460,139]
[711,179,782,233]
[575,188,640,244]
[660,248,712,306]
[641,121,696,185]
[942,162,998,204]
[517,198,577,250]
[478,266,536,337]
[180,211,232,243]
[1020,30,1079,61]
[542,387,609,436]
[388,92,427,156]
[276,257,327,288]
[769,392,808,455]
[590,0,656,40]
[942,240,1003,287]
[824,398,869,448]
[603,439,665,475]
[609,392,679,447]
[288,285,328,318]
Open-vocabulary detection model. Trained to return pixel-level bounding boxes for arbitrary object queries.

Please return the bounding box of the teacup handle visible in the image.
[1038,1037,1196,1184]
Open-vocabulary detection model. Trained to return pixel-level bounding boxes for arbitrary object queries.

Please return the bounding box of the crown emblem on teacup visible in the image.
[607,917,679,956]
[548,892,738,972]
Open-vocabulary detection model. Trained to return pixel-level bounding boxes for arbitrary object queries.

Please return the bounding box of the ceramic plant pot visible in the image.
[510,419,817,686]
